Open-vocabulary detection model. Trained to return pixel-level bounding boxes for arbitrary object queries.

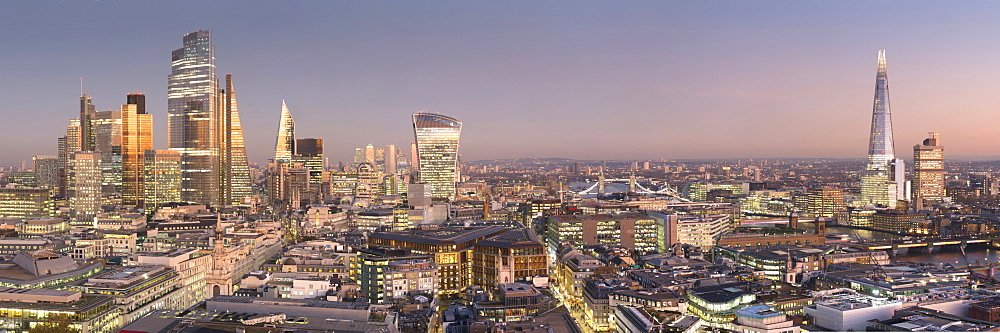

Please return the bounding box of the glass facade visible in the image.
[273,100,295,163]
[412,112,462,200]
[219,75,253,205]
[168,30,219,205]
[861,50,897,207]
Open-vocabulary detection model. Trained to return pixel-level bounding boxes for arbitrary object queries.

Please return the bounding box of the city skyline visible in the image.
[9,2,1000,166]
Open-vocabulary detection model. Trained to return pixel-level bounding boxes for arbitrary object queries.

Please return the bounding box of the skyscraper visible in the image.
[218,74,253,206]
[69,152,102,224]
[79,95,96,152]
[168,30,219,205]
[273,100,295,163]
[913,132,945,206]
[860,50,898,208]
[126,93,146,115]
[121,102,152,208]
[412,112,462,200]
[143,149,182,212]
[294,138,324,186]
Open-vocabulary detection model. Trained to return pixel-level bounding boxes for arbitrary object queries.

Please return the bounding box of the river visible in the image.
[804,222,1000,266]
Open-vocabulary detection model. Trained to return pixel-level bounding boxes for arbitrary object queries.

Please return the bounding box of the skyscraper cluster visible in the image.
[860,50,945,210]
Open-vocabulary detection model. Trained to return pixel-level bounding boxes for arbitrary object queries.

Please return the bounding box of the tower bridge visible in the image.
[575,174,689,201]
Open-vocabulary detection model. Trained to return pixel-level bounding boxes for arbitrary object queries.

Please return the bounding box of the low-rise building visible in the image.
[732,305,800,333]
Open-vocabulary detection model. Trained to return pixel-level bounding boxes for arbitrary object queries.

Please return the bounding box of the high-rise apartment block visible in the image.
[412,112,462,200]
[913,132,945,206]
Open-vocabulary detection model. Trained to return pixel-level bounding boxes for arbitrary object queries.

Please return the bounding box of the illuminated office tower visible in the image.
[914,132,945,205]
[354,148,364,165]
[168,30,219,205]
[385,144,397,174]
[144,149,182,211]
[375,147,386,173]
[92,109,123,195]
[860,50,898,208]
[80,95,96,152]
[32,156,59,188]
[57,119,83,197]
[121,102,152,208]
[218,75,253,205]
[294,138,324,185]
[412,112,462,200]
[68,152,102,223]
[273,100,295,163]
[365,144,375,165]
[409,142,418,174]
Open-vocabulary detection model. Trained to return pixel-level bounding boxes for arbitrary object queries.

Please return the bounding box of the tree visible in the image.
[29,314,80,333]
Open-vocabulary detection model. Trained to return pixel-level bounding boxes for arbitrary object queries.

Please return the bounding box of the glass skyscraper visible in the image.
[168,30,219,205]
[219,74,253,206]
[412,112,462,200]
[861,50,898,208]
[273,100,295,163]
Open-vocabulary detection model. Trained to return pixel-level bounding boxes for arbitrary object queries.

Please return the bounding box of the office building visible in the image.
[412,112,462,200]
[368,226,507,294]
[168,30,219,205]
[32,155,59,188]
[732,305,800,333]
[806,188,844,218]
[143,149,182,211]
[69,152,102,223]
[91,109,122,195]
[471,229,548,289]
[273,100,295,163]
[860,50,899,208]
[294,138,323,185]
[0,187,51,220]
[647,212,729,250]
[913,132,945,206]
[121,102,152,208]
[545,213,658,252]
[218,74,253,206]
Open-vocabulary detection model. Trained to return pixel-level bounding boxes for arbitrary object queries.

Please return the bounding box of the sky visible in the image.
[3,1,1000,166]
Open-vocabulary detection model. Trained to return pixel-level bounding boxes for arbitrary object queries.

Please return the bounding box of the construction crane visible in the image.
[848,227,890,287]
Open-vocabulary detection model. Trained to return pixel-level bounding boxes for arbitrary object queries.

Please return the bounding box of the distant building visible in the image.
[913,132,945,206]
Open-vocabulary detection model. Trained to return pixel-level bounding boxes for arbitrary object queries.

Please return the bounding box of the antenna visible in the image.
[80,77,83,96]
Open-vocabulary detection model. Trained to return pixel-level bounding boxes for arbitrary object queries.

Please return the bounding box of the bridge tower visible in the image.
[628,173,637,193]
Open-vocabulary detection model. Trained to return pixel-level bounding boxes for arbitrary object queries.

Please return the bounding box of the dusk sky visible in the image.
[4,1,1000,166]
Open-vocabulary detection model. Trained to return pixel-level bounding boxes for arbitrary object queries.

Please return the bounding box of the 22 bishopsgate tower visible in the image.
[168,30,251,206]
[860,50,904,208]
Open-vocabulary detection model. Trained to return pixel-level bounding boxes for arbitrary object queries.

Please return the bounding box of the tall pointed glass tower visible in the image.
[273,100,295,163]
[861,50,898,207]
[219,74,253,205]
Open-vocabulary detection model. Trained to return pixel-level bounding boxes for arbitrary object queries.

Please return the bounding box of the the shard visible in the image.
[219,74,253,205]
[860,50,899,207]
[273,100,295,163]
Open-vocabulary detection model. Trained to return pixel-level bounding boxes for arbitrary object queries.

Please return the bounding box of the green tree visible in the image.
[29,314,80,333]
